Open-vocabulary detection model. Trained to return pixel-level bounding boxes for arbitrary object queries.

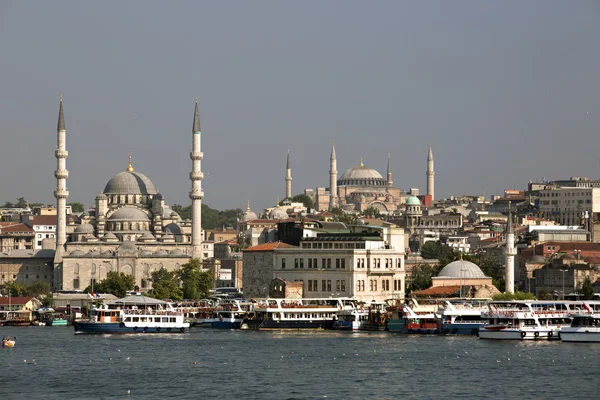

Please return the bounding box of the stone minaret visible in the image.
[285,150,292,199]
[329,142,338,210]
[54,95,69,264]
[189,98,204,259]
[427,144,435,200]
[387,153,393,187]
[505,204,516,294]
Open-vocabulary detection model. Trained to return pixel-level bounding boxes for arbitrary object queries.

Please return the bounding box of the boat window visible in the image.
[133,317,139,322]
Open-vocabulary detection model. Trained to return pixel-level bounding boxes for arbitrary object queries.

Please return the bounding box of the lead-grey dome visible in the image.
[438,260,486,278]
[74,223,94,234]
[104,171,158,195]
[528,255,547,264]
[338,161,386,187]
[164,223,182,235]
[109,207,150,221]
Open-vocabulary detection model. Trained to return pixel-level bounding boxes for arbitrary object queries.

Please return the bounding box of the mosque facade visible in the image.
[53,98,204,292]
[302,143,435,213]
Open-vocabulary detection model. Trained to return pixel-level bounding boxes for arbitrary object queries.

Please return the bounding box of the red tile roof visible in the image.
[0,296,36,305]
[412,285,461,296]
[0,223,34,233]
[243,242,297,252]
[30,215,57,225]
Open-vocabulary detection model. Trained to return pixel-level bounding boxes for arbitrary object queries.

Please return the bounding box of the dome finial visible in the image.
[360,157,364,167]
[127,152,134,172]
[247,200,251,210]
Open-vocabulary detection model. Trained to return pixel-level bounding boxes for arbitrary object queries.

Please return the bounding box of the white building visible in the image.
[539,187,600,226]
[22,215,56,250]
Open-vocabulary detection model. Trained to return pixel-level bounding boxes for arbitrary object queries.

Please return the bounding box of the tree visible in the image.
[362,207,381,218]
[291,194,314,209]
[420,242,460,266]
[179,258,214,300]
[26,280,51,297]
[2,281,27,297]
[537,288,553,300]
[173,204,242,229]
[147,267,183,301]
[580,276,594,300]
[69,202,85,213]
[15,197,27,208]
[2,201,14,208]
[492,291,536,301]
[85,271,135,298]
[407,263,441,293]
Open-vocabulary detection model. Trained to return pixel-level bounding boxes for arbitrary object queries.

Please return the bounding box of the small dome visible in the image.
[560,253,576,260]
[164,223,182,235]
[109,207,150,221]
[154,249,168,256]
[100,250,113,257]
[74,224,94,234]
[162,206,180,220]
[406,196,421,206]
[139,231,155,240]
[117,241,138,252]
[438,260,486,278]
[528,255,547,264]
[69,249,85,256]
[104,171,158,195]
[140,250,153,256]
[169,249,185,256]
[242,201,258,221]
[269,207,288,220]
[103,232,118,241]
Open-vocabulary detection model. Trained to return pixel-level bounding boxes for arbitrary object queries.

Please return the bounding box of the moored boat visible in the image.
[211,300,253,329]
[73,294,189,334]
[333,302,389,331]
[560,312,600,343]
[387,299,440,334]
[438,299,488,335]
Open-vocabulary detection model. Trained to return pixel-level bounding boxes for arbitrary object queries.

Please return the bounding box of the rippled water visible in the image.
[1,326,599,399]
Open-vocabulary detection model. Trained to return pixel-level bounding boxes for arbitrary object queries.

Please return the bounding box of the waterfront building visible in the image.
[0,223,34,251]
[0,249,54,288]
[538,187,598,227]
[52,97,205,291]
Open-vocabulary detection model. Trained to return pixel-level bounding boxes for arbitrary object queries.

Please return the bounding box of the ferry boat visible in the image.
[478,300,579,340]
[242,298,355,330]
[560,301,600,342]
[333,302,389,331]
[73,294,189,334]
[438,299,488,335]
[387,299,440,334]
[35,309,69,326]
[211,300,253,329]
[192,299,219,327]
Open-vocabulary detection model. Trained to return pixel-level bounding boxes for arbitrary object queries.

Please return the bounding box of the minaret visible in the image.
[329,142,338,210]
[505,204,516,294]
[387,153,393,187]
[427,144,435,200]
[54,95,69,264]
[189,97,204,260]
[285,150,292,199]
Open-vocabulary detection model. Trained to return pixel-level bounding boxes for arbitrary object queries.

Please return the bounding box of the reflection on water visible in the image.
[1,326,599,399]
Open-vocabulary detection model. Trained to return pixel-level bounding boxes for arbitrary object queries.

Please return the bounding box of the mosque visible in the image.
[52,97,204,291]
[297,143,436,213]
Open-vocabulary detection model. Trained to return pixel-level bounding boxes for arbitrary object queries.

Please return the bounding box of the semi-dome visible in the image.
[406,196,421,206]
[528,255,547,264]
[164,223,182,235]
[438,260,486,278]
[338,161,386,187]
[242,201,258,221]
[104,171,158,195]
[169,249,185,256]
[109,207,150,221]
[69,249,85,256]
[74,223,94,234]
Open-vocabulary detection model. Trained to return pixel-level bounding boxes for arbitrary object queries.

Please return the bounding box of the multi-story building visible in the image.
[0,223,34,251]
[538,187,600,226]
[21,215,57,250]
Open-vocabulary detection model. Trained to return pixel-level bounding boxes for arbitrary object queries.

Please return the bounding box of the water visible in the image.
[1,326,599,399]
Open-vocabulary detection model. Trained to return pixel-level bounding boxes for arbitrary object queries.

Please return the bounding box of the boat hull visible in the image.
[243,319,336,330]
[74,321,188,334]
[211,320,242,329]
[441,323,483,336]
[479,328,556,340]
[560,329,600,342]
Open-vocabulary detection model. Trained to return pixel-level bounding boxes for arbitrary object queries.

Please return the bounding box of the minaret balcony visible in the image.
[190,151,203,161]
[189,171,204,180]
[54,169,69,179]
[55,149,69,158]
[189,190,204,200]
[54,189,69,199]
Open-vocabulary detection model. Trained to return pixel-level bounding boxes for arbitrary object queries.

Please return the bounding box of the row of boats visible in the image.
[71,294,600,342]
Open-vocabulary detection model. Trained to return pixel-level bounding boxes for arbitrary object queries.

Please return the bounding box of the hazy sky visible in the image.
[1,1,599,212]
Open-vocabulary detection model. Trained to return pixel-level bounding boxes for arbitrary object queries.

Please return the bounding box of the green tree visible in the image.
[407,263,441,293]
[69,202,85,213]
[492,291,536,301]
[580,276,594,300]
[147,267,183,301]
[15,197,28,208]
[420,242,460,266]
[537,288,553,300]
[84,271,135,298]
[362,206,381,218]
[41,294,53,308]
[2,281,27,296]
[291,194,314,209]
[3,201,14,208]
[179,258,214,300]
[173,204,242,229]
[26,280,51,297]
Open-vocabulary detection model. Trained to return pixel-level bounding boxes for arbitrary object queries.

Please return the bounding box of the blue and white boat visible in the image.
[333,302,388,331]
[73,294,189,334]
[438,299,488,335]
[211,300,253,329]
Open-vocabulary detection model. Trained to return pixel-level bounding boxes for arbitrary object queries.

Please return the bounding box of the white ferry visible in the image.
[242,298,355,330]
[438,299,488,335]
[478,300,580,340]
[560,301,600,342]
[333,302,389,331]
[387,298,440,334]
[73,294,190,334]
[211,299,254,329]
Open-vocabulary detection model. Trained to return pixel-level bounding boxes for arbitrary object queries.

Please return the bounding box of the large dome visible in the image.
[338,161,386,187]
[104,171,158,195]
[438,260,487,278]
[109,207,150,221]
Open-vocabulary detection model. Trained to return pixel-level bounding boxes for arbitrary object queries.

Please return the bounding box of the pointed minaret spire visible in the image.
[329,142,338,210]
[427,143,435,200]
[193,96,201,133]
[285,150,292,199]
[189,97,204,259]
[54,95,69,269]
[57,94,65,131]
[387,153,393,187]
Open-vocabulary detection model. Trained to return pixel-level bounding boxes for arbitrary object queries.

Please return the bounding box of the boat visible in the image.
[192,299,219,327]
[35,309,69,326]
[73,294,190,334]
[333,302,389,331]
[560,301,600,342]
[0,310,32,326]
[478,300,580,340]
[242,298,355,330]
[2,337,16,348]
[387,298,440,334]
[211,300,253,329]
[438,299,489,335]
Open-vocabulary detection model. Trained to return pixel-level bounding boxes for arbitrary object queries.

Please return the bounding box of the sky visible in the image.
[0,1,599,212]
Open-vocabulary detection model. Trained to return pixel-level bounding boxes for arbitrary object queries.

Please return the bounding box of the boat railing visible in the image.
[122,309,181,316]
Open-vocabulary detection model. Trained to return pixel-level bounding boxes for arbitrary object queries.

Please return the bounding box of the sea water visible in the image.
[1,326,599,399]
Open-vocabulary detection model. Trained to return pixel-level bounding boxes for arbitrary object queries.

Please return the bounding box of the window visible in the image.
[308,280,313,291]
[313,280,317,291]
[313,258,318,268]
[336,259,340,269]
[326,280,331,292]
[336,280,340,291]
[327,258,332,269]
[73,278,79,289]
[341,258,346,269]
[141,279,147,289]
[322,280,326,291]
[281,258,286,269]
[308,258,313,268]
[341,280,346,292]
[294,258,299,268]
[299,258,304,269]
[322,258,326,269]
